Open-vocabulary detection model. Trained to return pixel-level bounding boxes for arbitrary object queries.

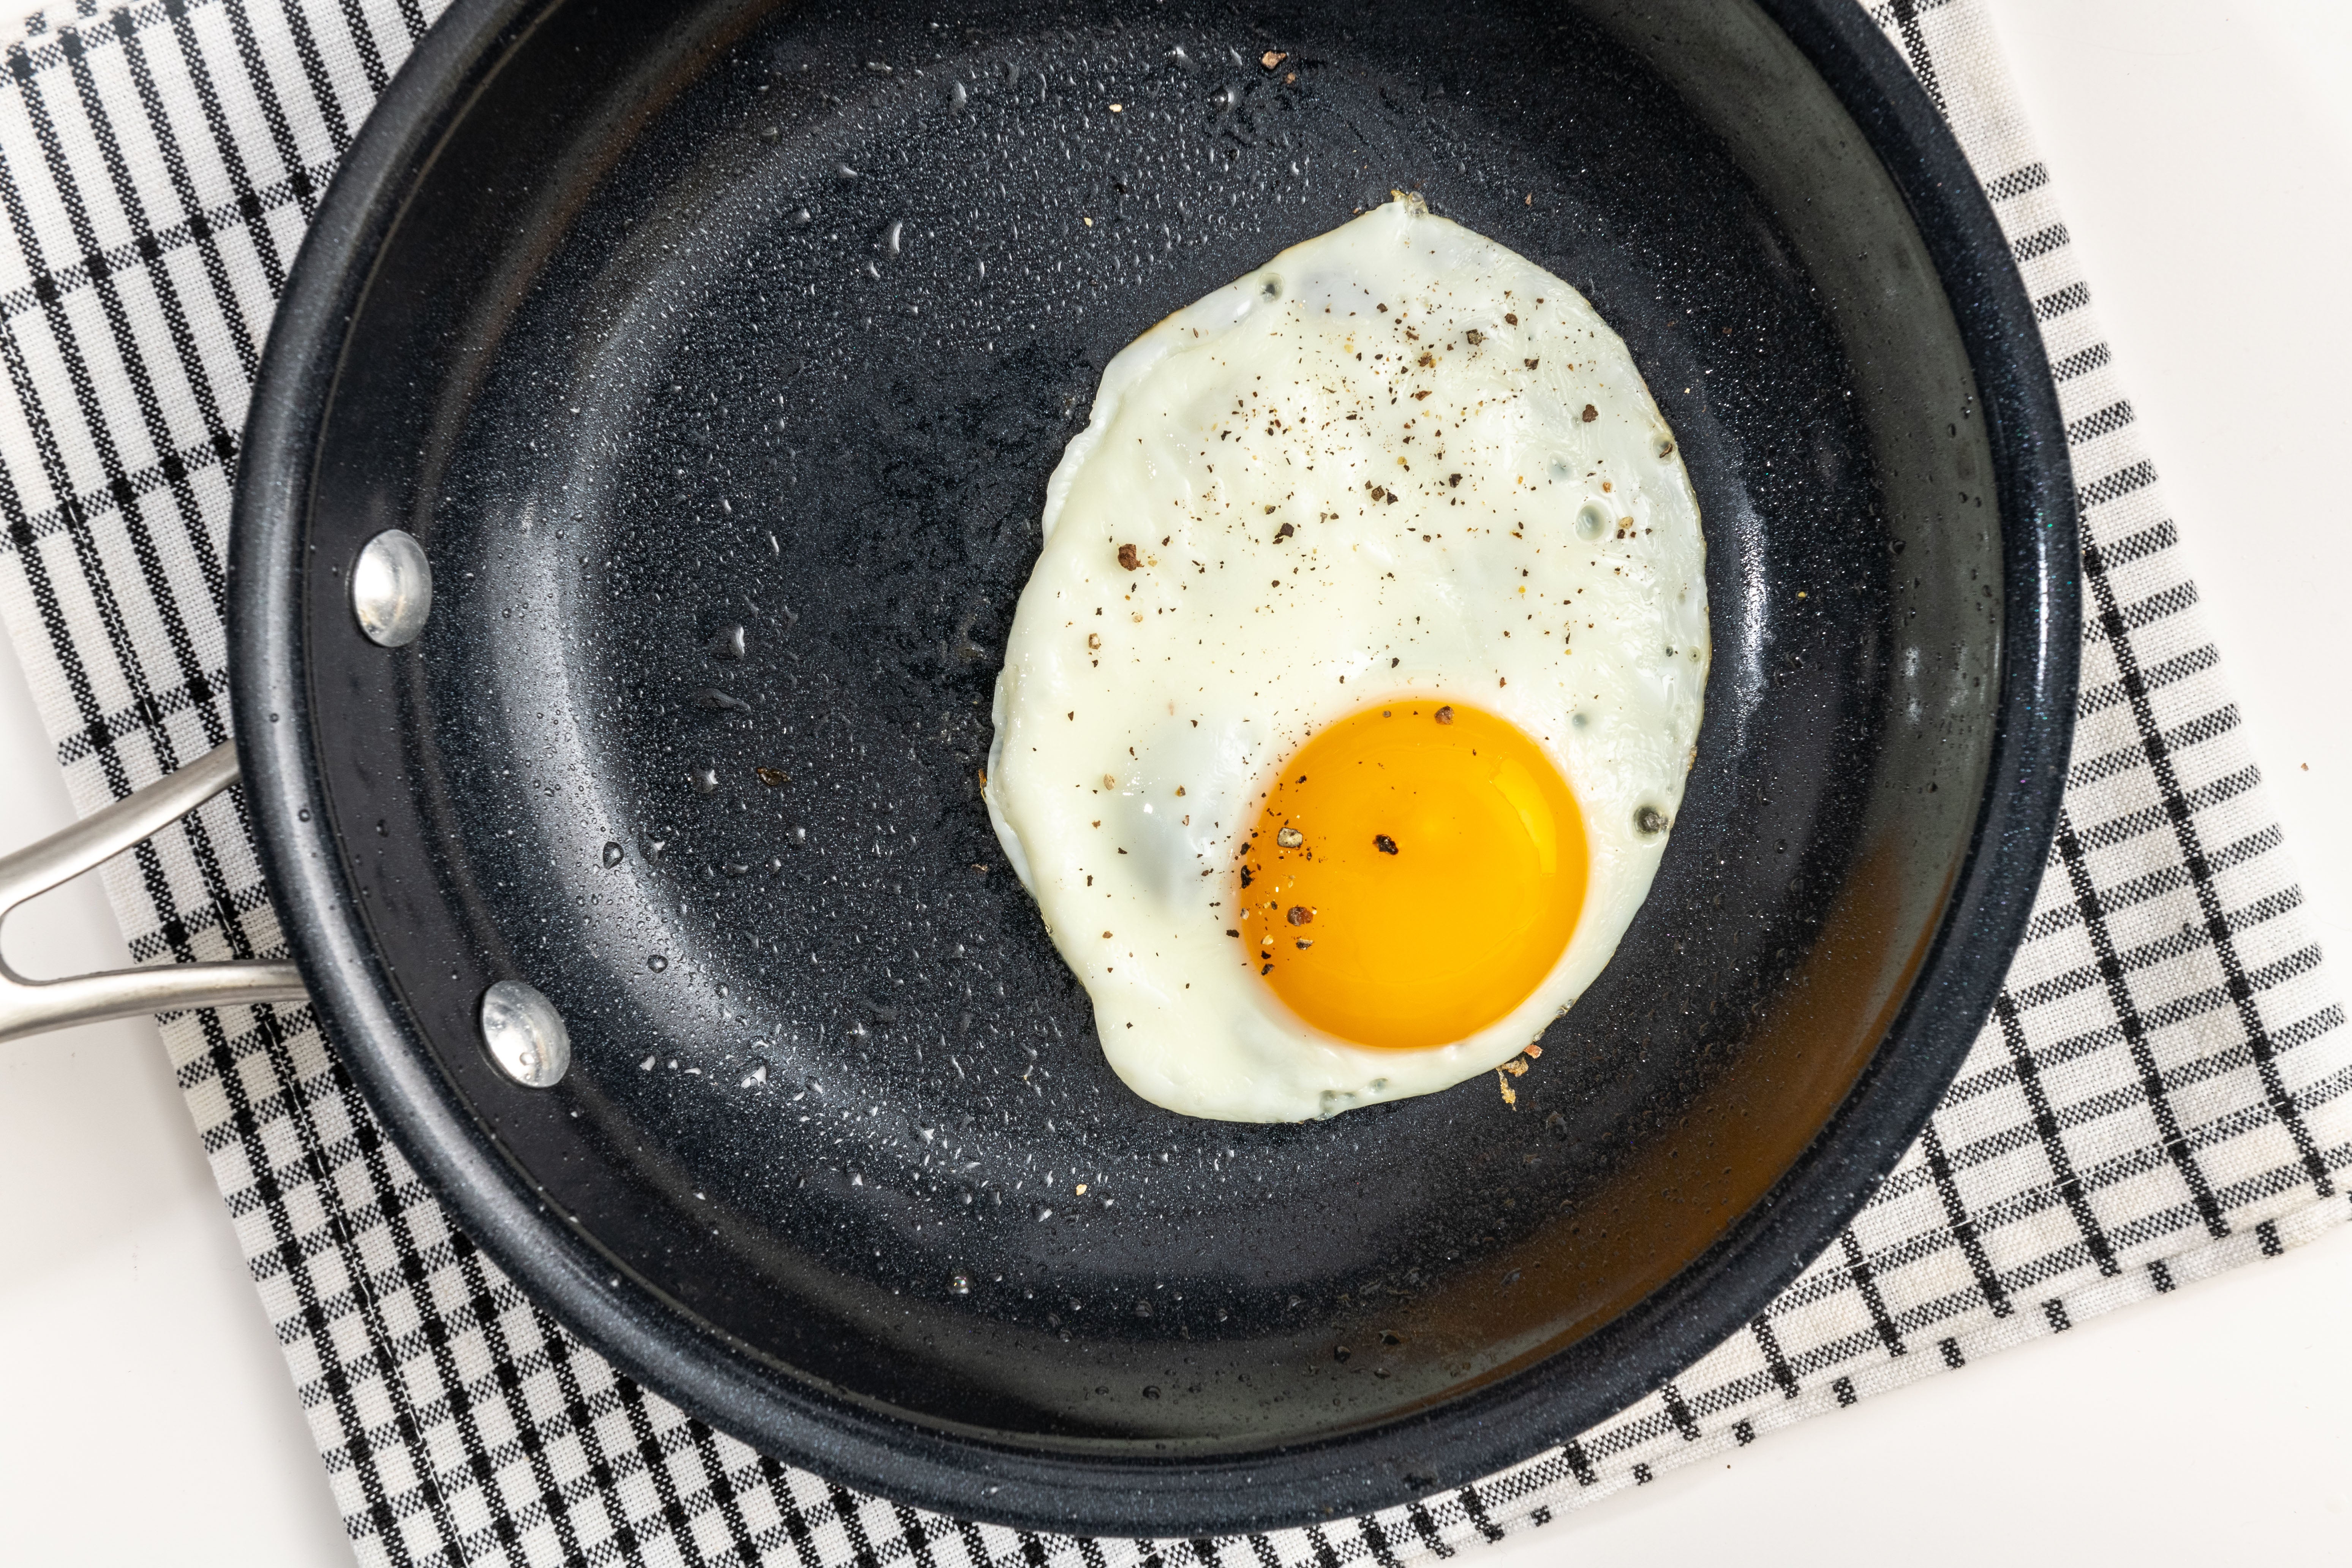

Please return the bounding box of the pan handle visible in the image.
[0,742,308,1044]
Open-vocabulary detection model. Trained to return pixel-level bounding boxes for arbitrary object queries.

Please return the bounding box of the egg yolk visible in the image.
[1238,701,1588,1051]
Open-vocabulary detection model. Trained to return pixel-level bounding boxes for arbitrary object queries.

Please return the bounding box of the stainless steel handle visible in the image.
[0,742,308,1043]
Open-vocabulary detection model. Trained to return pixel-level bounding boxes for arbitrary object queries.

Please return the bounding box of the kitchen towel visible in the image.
[0,2,2344,1564]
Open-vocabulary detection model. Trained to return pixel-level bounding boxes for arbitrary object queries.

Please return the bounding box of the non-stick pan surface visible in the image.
[232,0,2076,1535]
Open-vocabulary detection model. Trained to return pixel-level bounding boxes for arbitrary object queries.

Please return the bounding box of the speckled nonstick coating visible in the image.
[231,0,2076,1534]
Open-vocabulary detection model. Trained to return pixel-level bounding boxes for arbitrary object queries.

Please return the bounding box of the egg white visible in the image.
[984,197,1709,1122]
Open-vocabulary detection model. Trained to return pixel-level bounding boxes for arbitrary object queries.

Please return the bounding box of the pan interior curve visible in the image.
[299,0,2003,1455]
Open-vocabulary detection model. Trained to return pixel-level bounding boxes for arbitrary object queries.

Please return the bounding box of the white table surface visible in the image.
[2,2,2347,1562]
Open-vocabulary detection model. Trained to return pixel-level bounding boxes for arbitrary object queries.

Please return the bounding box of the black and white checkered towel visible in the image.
[0,1,2343,1563]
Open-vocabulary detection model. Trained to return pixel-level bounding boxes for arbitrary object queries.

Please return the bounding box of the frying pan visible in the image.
[0,0,2077,1536]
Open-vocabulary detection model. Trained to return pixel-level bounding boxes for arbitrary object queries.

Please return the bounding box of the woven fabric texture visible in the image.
[0,1,2344,1563]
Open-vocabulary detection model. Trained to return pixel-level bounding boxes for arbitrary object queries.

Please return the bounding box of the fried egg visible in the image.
[983,196,1708,1122]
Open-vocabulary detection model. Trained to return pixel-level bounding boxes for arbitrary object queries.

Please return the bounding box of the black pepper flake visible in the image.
[1434,705,1455,725]
[1117,542,1141,570]
[1287,905,1313,926]
[1505,312,1519,325]
[1274,522,1295,541]
[1581,404,1598,422]
[1524,357,1540,370]
[1465,329,1484,346]
[1374,834,1399,855]
[1295,939,1313,950]
[1448,473,1462,487]
[1225,929,1240,937]
[754,766,788,787]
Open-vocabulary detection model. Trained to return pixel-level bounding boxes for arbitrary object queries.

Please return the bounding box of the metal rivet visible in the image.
[479,980,570,1088]
[352,528,432,647]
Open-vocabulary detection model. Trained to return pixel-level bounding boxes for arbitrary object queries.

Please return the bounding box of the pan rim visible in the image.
[230,0,2079,1535]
